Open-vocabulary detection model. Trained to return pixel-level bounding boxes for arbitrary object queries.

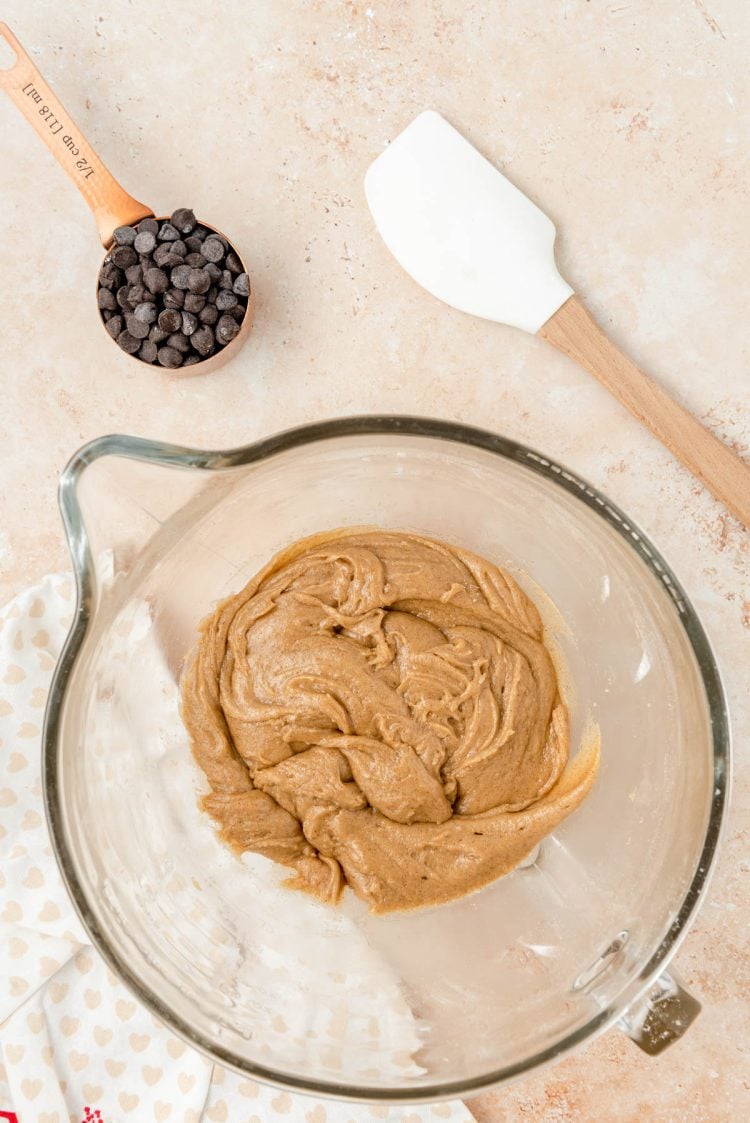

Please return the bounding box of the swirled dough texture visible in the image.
[182,529,599,913]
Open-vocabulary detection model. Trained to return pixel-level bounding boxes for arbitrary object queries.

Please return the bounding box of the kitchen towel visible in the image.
[0,574,477,1123]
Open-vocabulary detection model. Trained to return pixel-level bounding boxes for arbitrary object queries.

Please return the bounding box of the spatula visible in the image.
[365,110,750,528]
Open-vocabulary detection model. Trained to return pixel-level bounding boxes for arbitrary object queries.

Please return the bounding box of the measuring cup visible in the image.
[0,23,254,373]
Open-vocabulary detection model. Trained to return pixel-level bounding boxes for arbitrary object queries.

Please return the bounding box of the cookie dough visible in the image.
[181,529,599,913]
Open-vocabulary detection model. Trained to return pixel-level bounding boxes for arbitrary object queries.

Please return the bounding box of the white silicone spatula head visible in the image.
[365,110,573,334]
[365,111,750,531]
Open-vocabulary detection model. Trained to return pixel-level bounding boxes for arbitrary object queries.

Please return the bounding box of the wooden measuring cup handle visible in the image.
[0,23,153,246]
[539,295,750,528]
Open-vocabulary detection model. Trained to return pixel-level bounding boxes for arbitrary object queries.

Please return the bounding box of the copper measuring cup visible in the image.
[0,23,254,372]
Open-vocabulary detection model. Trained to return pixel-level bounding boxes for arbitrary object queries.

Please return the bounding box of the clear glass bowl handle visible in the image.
[59,435,233,598]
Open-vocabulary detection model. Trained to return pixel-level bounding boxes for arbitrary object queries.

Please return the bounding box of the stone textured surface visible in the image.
[0,2,747,1120]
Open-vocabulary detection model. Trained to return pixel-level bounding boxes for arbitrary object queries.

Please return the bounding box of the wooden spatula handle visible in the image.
[539,295,750,528]
[0,23,153,246]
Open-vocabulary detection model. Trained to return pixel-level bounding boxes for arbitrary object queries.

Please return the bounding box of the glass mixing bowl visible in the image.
[44,416,729,1102]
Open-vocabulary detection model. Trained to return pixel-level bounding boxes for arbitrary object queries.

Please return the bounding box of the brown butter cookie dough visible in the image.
[181,529,599,913]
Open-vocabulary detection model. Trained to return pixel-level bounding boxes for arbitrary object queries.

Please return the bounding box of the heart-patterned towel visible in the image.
[0,575,476,1123]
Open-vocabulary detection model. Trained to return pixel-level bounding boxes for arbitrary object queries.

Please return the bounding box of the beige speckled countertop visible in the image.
[0,2,748,1119]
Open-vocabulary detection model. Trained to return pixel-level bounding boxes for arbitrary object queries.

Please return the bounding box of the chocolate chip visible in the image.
[202,237,225,263]
[226,252,243,274]
[183,292,206,313]
[116,285,132,310]
[206,285,218,303]
[111,245,137,269]
[230,303,246,323]
[105,314,123,339]
[149,325,168,343]
[198,303,219,325]
[215,290,237,311]
[188,268,211,294]
[98,262,121,289]
[171,240,188,258]
[182,354,202,366]
[163,287,185,309]
[184,235,203,254]
[157,345,183,368]
[171,207,196,234]
[181,310,198,335]
[124,263,143,285]
[158,308,182,333]
[138,217,159,236]
[216,313,240,345]
[205,262,222,282]
[219,269,233,290]
[154,244,179,268]
[233,272,249,297]
[128,283,149,307]
[98,288,117,311]
[167,331,191,353]
[113,225,136,246]
[125,313,150,340]
[133,301,158,324]
[185,252,207,269]
[138,340,158,363]
[191,325,215,356]
[171,264,192,290]
[117,329,141,354]
[144,267,169,295]
[133,230,156,255]
[158,222,180,242]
